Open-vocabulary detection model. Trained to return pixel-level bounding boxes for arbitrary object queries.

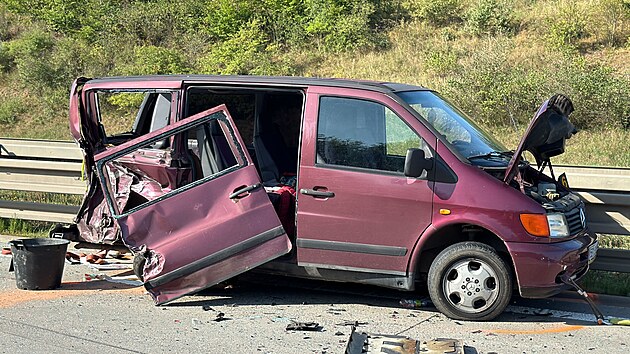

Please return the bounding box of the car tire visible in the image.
[428,241,512,321]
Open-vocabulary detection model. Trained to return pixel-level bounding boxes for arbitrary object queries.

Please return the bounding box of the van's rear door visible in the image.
[93,105,290,304]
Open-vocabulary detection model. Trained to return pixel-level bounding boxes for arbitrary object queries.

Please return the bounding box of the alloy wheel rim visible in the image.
[442,258,499,314]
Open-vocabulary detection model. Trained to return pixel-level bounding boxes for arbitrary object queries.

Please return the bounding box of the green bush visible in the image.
[546,2,589,49]
[304,0,385,51]
[0,3,23,41]
[403,0,461,25]
[465,0,515,36]
[7,31,89,90]
[0,42,13,72]
[0,96,25,125]
[6,29,57,88]
[5,0,82,33]
[200,0,255,41]
[423,48,458,75]
[198,19,290,75]
[119,45,190,76]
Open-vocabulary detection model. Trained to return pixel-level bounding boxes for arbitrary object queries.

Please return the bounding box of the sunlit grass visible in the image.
[0,191,81,205]
[580,271,630,297]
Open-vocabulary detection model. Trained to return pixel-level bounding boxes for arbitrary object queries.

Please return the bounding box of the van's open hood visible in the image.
[504,94,577,184]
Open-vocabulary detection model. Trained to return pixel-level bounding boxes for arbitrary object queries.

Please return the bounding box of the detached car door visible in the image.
[94,105,291,304]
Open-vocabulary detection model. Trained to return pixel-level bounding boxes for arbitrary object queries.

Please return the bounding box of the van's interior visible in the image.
[96,87,305,239]
[184,87,303,183]
[184,87,304,238]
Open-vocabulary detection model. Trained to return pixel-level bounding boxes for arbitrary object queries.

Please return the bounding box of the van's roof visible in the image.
[86,75,429,93]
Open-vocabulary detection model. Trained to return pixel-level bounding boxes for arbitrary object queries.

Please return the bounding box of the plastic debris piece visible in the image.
[286,321,322,331]
[202,304,214,311]
[83,273,142,286]
[271,317,291,323]
[610,318,630,326]
[336,321,368,327]
[85,254,102,263]
[65,252,80,265]
[192,318,203,329]
[213,312,231,322]
[400,299,433,308]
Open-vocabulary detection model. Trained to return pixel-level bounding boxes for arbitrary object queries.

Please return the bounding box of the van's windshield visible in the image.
[397,91,510,161]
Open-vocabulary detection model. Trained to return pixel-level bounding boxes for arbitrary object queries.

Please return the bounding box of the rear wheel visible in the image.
[428,242,512,321]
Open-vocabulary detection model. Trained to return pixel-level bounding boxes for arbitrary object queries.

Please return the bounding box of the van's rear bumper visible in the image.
[508,229,596,299]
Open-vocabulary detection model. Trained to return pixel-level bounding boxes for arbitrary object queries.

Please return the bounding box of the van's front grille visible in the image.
[565,206,585,235]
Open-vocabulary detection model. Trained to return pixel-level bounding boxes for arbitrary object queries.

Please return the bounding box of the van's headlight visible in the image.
[520,213,569,238]
[546,213,569,238]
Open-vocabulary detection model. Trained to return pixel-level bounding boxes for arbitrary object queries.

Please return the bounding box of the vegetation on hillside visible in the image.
[0,0,628,143]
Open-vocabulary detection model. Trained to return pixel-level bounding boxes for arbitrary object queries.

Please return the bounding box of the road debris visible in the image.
[345,327,464,354]
[336,320,368,327]
[83,273,143,286]
[213,312,231,322]
[286,321,322,331]
[399,299,433,309]
[202,304,214,311]
[395,314,439,336]
[328,307,347,315]
[65,252,81,264]
[191,318,203,329]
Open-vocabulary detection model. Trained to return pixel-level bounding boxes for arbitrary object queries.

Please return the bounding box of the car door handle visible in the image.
[229,183,262,199]
[300,188,335,198]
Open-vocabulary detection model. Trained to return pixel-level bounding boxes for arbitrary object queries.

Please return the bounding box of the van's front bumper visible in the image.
[508,229,597,299]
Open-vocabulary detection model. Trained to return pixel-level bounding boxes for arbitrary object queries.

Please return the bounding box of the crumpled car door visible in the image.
[93,105,291,304]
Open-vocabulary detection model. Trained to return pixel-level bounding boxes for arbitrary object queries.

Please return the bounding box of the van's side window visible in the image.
[317,96,429,173]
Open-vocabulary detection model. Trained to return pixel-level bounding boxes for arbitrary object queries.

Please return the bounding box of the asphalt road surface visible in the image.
[1,239,629,354]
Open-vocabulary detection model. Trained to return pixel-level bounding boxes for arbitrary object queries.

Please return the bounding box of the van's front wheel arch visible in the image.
[428,241,512,321]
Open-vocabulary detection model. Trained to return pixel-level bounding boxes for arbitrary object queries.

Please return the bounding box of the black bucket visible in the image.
[8,238,70,290]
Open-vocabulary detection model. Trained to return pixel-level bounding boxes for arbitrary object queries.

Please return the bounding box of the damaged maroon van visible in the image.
[58,76,597,321]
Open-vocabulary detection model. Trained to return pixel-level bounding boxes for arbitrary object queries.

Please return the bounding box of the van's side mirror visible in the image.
[404,148,433,178]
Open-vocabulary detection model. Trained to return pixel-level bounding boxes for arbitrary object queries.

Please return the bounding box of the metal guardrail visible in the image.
[1,138,629,272]
[0,138,83,223]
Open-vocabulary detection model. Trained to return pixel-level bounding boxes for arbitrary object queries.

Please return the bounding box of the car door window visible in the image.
[316,96,430,173]
[95,91,173,146]
[100,112,242,217]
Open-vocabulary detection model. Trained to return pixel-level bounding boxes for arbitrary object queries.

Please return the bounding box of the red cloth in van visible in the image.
[269,185,296,237]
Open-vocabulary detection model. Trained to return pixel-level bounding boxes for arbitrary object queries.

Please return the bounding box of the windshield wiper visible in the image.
[467,150,513,160]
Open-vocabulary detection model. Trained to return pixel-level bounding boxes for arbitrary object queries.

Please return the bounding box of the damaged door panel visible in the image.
[94,105,291,304]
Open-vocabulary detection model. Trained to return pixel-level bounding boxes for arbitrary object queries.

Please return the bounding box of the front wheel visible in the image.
[428,242,512,321]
